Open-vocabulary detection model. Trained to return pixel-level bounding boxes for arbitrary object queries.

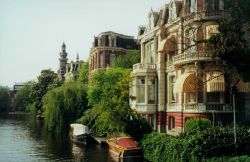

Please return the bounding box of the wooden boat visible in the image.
[69,123,89,145]
[106,137,143,159]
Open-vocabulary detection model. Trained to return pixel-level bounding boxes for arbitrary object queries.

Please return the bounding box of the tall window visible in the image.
[109,53,115,67]
[138,77,145,103]
[187,28,197,52]
[205,0,224,10]
[148,78,155,104]
[169,116,175,130]
[207,92,220,103]
[170,76,176,102]
[100,53,104,68]
[186,92,196,103]
[146,42,155,63]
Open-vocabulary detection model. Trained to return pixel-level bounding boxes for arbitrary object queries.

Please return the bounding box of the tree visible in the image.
[79,68,152,138]
[30,69,60,114]
[13,81,35,112]
[210,0,250,81]
[43,82,89,133]
[79,61,89,84]
[0,86,11,113]
[112,50,140,69]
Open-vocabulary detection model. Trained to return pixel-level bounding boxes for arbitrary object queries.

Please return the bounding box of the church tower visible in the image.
[58,42,68,81]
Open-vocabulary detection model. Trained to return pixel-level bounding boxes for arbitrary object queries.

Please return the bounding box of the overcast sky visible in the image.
[0,0,168,87]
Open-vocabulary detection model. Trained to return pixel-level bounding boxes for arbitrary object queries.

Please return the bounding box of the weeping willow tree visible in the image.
[43,82,88,133]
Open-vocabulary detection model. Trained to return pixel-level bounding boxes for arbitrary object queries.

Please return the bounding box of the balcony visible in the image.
[131,103,156,113]
[173,51,216,66]
[183,10,228,23]
[167,103,232,113]
[132,63,156,75]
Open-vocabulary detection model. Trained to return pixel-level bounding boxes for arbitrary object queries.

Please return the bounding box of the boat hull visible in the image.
[71,134,88,145]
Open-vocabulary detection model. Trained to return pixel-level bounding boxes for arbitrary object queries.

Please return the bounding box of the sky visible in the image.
[0,0,168,87]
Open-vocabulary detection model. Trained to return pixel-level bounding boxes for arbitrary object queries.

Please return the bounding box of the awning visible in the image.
[206,72,225,92]
[158,37,175,53]
[173,73,196,94]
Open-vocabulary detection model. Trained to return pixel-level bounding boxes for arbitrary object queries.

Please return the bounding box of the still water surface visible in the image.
[0,114,130,162]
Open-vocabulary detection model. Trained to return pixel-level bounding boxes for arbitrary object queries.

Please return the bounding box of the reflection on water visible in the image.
[0,114,117,162]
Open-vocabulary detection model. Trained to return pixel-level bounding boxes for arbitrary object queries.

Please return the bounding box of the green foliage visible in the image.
[206,156,250,162]
[30,69,59,114]
[79,61,89,84]
[141,126,250,162]
[13,81,35,112]
[81,68,131,136]
[141,133,183,162]
[184,118,212,135]
[79,68,152,138]
[43,82,88,133]
[124,112,152,141]
[0,86,11,113]
[112,50,140,69]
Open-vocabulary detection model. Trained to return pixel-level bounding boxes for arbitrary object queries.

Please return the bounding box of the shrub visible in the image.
[184,118,212,135]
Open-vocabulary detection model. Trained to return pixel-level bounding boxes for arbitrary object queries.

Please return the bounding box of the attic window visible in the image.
[169,1,177,22]
[149,14,154,29]
[186,0,197,13]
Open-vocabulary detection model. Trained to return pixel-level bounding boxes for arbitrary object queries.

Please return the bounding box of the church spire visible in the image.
[58,42,68,81]
[76,52,79,62]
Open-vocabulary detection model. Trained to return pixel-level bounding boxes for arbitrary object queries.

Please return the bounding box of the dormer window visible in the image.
[148,13,154,30]
[168,1,177,22]
[186,0,197,13]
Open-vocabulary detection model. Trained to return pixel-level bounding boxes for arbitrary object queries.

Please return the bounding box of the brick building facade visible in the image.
[89,31,139,73]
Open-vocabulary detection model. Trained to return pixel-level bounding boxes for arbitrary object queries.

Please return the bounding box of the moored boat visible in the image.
[69,123,89,145]
[106,137,143,159]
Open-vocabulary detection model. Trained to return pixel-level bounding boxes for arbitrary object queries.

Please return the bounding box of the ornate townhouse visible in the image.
[89,31,139,73]
[130,0,250,135]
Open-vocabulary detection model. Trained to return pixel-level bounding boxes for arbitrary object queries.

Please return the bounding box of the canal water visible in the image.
[0,114,144,162]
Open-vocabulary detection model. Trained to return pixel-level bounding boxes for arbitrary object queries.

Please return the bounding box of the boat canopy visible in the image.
[117,137,138,149]
[70,123,89,136]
